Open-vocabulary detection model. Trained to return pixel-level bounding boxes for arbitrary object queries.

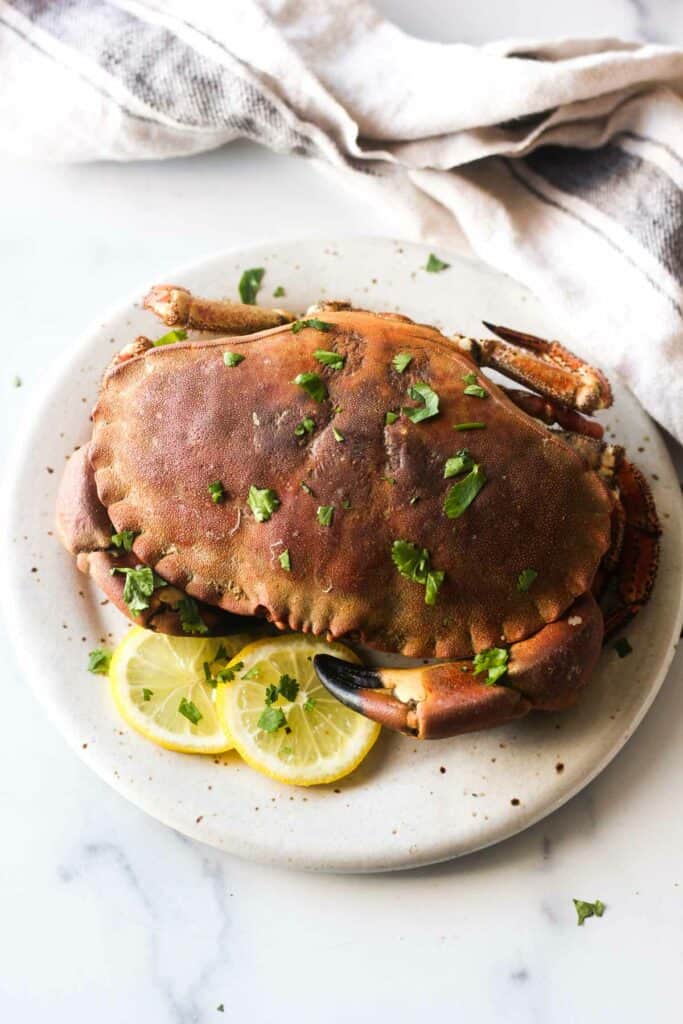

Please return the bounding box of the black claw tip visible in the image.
[313,655,382,690]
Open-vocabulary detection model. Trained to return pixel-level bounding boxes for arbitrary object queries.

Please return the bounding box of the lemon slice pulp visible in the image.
[109,628,253,754]
[215,634,381,786]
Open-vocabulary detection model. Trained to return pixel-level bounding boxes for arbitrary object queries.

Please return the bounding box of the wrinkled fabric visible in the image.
[1,0,682,437]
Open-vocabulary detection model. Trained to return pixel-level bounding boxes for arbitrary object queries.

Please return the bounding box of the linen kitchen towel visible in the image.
[1,0,682,439]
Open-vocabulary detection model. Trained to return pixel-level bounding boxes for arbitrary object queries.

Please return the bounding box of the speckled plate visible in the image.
[3,238,682,872]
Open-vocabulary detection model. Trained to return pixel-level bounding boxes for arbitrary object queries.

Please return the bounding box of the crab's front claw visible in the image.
[315,593,603,739]
[314,656,531,739]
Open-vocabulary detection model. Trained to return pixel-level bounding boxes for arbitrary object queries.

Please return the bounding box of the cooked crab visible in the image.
[56,286,660,739]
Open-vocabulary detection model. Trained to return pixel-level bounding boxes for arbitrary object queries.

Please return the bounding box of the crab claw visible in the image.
[315,594,603,739]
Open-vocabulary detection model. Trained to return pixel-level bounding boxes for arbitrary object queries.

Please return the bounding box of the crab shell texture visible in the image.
[88,309,612,660]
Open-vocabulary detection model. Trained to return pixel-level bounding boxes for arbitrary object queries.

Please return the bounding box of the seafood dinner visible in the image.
[56,285,660,740]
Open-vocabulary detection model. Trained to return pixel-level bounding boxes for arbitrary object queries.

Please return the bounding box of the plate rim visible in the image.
[3,235,683,873]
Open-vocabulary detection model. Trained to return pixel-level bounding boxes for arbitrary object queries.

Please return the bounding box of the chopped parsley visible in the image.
[238,267,265,305]
[154,328,187,347]
[300,482,315,496]
[314,349,345,370]
[385,411,399,425]
[463,373,488,399]
[264,683,279,705]
[214,662,244,685]
[208,480,225,504]
[110,529,138,552]
[614,637,632,658]
[87,648,111,675]
[425,253,450,273]
[392,352,412,374]
[573,898,605,926]
[444,450,474,479]
[178,697,203,725]
[405,381,439,423]
[342,498,351,509]
[294,417,315,437]
[473,647,509,685]
[332,426,345,442]
[273,286,285,298]
[444,464,487,519]
[291,319,332,334]
[248,485,280,522]
[317,505,334,527]
[177,594,208,635]
[391,540,445,605]
[278,674,299,701]
[142,688,154,701]
[258,706,287,732]
[293,371,327,403]
[217,1005,225,1014]
[110,565,165,615]
[223,351,245,367]
[453,422,486,431]
[278,549,291,571]
[242,665,261,680]
[517,568,538,593]
[303,697,316,712]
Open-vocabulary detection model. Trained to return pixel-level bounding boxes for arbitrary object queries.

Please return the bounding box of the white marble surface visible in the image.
[1,2,682,1021]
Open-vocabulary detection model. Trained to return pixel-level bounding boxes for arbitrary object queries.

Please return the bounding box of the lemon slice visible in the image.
[215,634,381,786]
[109,628,254,754]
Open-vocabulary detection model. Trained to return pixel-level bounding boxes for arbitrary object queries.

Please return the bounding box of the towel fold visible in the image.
[2,0,682,439]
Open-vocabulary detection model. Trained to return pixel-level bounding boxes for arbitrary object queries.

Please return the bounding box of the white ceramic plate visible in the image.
[4,238,682,872]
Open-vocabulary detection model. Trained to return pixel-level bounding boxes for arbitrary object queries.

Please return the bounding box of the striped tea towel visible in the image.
[1,0,682,440]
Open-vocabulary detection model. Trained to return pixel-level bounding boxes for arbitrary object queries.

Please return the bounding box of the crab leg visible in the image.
[144,285,295,335]
[453,323,612,414]
[503,387,605,440]
[601,459,660,636]
[314,594,603,739]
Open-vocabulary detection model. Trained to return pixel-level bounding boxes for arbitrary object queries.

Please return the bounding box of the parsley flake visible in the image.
[291,319,332,334]
[444,464,487,519]
[177,594,208,635]
[208,480,225,504]
[317,505,334,527]
[110,565,165,615]
[385,411,399,425]
[154,328,187,347]
[303,697,316,712]
[278,549,291,572]
[258,706,287,732]
[264,683,279,705]
[391,540,445,605]
[444,450,474,479]
[273,286,285,298]
[332,426,345,442]
[217,1005,225,1014]
[464,383,488,399]
[426,253,450,273]
[142,688,153,701]
[87,649,111,675]
[293,371,327,403]
[242,665,261,680]
[300,482,315,496]
[178,697,203,725]
[238,267,265,305]
[223,351,245,367]
[517,568,538,593]
[453,422,486,431]
[405,381,439,423]
[314,349,345,370]
[248,485,280,522]
[342,498,351,509]
[110,529,138,552]
[573,898,605,926]
[278,674,299,701]
[614,637,632,658]
[392,352,412,374]
[473,647,509,685]
[294,417,315,438]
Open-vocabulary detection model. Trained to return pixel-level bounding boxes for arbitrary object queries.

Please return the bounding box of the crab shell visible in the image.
[83,309,612,661]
